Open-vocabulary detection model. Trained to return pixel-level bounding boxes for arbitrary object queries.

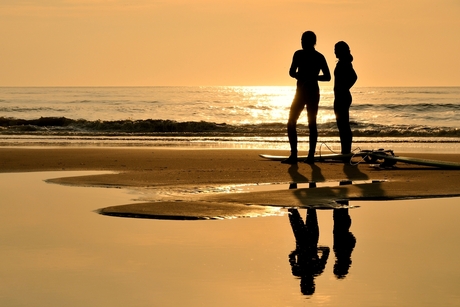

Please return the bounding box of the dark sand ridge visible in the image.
[1,148,459,219]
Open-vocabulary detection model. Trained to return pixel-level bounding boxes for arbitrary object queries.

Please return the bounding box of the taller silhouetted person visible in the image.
[282,31,331,165]
[333,41,357,154]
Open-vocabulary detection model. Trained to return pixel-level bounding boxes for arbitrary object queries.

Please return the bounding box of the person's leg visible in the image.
[287,105,303,156]
[334,96,352,154]
[305,91,320,162]
[341,109,352,154]
[283,90,305,164]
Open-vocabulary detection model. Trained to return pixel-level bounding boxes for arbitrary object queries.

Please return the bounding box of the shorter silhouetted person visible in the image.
[333,207,356,278]
[333,41,357,154]
[288,208,330,295]
[282,31,331,165]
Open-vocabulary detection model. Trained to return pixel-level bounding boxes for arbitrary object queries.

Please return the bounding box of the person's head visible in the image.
[334,41,353,62]
[301,31,316,49]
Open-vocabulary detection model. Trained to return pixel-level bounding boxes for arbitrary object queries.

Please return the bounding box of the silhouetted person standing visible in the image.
[334,41,357,154]
[282,31,331,165]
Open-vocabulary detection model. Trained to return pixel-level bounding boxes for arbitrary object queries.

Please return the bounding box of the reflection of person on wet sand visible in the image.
[333,205,356,279]
[288,208,330,295]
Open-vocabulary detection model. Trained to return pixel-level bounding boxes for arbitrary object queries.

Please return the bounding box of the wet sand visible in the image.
[1,147,460,306]
[1,147,460,219]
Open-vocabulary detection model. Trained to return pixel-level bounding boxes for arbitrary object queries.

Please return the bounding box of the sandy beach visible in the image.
[1,147,460,219]
[2,147,460,306]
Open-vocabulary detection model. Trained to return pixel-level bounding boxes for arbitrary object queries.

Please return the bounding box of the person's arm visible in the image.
[289,53,299,79]
[318,56,331,82]
[348,66,357,88]
[334,61,358,92]
[336,63,357,90]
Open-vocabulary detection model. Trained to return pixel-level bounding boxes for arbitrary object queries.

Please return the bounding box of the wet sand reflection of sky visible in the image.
[1,171,460,306]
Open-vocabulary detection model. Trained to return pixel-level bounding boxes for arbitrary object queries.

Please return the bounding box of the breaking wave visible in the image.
[1,116,459,138]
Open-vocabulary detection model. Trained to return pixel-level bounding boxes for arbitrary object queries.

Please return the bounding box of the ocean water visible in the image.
[1,86,459,151]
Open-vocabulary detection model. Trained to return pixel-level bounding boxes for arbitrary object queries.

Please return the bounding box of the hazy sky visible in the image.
[1,0,459,87]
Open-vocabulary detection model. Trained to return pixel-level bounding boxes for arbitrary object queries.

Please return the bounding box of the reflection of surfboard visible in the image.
[369,153,460,169]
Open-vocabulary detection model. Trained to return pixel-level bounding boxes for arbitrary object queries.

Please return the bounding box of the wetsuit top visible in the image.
[334,60,357,93]
[289,49,330,90]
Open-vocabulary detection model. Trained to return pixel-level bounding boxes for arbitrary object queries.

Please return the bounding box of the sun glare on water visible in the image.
[228,86,335,125]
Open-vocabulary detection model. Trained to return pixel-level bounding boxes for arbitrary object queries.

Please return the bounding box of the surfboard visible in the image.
[259,149,392,163]
[260,150,460,169]
[258,153,355,162]
[369,153,460,169]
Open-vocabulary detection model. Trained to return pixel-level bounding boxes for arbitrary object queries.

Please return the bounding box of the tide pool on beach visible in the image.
[1,146,460,306]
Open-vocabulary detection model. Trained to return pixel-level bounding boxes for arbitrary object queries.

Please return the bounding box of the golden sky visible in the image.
[1,0,459,87]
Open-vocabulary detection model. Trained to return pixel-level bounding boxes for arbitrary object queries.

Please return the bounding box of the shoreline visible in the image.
[1,137,460,154]
[1,147,460,219]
